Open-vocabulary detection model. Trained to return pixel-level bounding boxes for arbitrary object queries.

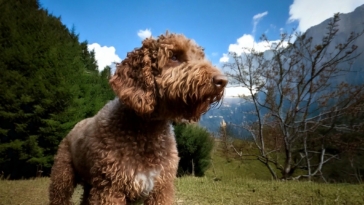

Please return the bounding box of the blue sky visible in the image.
[39,0,364,96]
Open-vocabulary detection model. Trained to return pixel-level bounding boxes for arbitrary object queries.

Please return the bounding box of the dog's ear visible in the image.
[109,38,158,115]
[155,32,175,68]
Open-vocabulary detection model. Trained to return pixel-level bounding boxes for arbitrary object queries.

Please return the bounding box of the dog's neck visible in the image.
[105,98,170,126]
[99,98,175,146]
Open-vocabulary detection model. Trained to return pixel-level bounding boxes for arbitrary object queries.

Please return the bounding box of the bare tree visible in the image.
[224,13,364,180]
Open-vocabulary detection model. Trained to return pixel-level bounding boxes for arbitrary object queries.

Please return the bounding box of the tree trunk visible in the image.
[282,147,293,179]
[191,159,195,176]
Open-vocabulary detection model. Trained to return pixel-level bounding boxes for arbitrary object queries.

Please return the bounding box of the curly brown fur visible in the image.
[49,32,227,205]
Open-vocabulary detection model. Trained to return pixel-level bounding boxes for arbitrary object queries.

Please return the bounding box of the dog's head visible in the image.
[109,32,227,121]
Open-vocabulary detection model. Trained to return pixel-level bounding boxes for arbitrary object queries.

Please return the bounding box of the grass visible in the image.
[176,176,364,205]
[1,151,363,205]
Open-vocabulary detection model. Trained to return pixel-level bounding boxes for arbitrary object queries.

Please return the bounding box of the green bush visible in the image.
[174,123,214,177]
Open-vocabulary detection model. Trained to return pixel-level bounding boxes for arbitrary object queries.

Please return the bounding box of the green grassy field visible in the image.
[1,152,363,205]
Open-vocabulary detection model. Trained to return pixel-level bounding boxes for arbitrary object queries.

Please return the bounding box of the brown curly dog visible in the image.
[49,32,227,205]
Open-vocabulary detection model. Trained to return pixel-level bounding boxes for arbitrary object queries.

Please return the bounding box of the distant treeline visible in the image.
[0,0,115,178]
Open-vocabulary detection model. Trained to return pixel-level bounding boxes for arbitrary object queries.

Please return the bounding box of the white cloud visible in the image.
[88,43,122,72]
[225,87,253,97]
[219,34,289,63]
[137,29,152,40]
[211,52,218,57]
[220,11,290,63]
[219,53,229,63]
[253,11,268,21]
[288,0,364,32]
[219,35,264,62]
[252,11,268,34]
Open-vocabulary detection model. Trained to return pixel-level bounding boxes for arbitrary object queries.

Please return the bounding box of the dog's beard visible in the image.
[157,79,224,120]
[189,97,223,121]
[157,96,223,121]
[155,61,226,120]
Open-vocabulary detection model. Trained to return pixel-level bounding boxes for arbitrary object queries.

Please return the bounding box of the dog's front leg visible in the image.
[49,139,76,205]
[88,187,127,205]
[143,179,175,205]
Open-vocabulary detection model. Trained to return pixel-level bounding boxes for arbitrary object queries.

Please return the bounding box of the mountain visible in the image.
[303,4,364,86]
[199,4,364,135]
[199,97,255,138]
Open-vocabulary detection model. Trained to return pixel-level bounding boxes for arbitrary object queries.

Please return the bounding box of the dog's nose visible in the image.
[213,75,228,89]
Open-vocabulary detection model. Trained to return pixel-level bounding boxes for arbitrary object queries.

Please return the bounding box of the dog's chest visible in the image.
[134,169,160,197]
[111,123,176,190]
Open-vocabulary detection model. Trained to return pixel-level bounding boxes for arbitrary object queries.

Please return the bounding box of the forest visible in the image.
[0,0,115,178]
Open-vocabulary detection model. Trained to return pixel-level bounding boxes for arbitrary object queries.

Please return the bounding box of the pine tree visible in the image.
[0,0,114,178]
[174,123,214,176]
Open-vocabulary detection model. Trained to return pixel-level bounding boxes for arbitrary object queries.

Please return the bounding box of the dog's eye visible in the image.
[170,55,178,61]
